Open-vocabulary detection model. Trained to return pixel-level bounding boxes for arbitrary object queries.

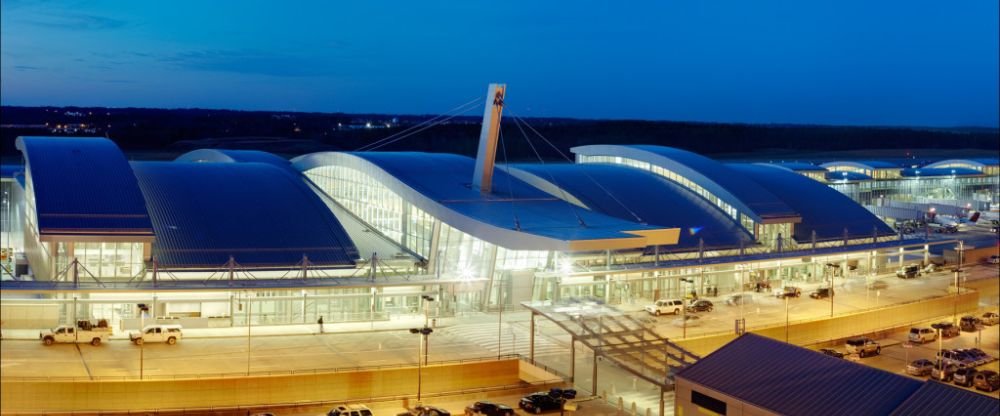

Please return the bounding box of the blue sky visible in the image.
[1,0,997,127]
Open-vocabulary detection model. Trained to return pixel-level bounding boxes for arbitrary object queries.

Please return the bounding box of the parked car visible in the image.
[845,337,881,357]
[465,402,514,416]
[810,288,834,299]
[980,312,999,326]
[987,255,1000,265]
[966,348,993,366]
[519,392,565,414]
[329,405,374,416]
[937,350,976,367]
[645,299,684,316]
[671,315,701,327]
[906,359,934,376]
[931,362,959,382]
[896,265,920,279]
[960,316,982,332]
[686,300,714,313]
[725,294,754,306]
[931,322,960,338]
[973,370,1000,392]
[908,327,937,344]
[399,405,451,416]
[954,367,978,387]
[774,286,801,298]
[819,348,844,358]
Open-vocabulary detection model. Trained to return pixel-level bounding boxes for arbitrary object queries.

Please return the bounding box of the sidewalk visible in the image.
[0,309,534,341]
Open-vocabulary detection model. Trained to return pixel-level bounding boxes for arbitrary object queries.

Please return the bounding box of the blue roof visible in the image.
[175,149,291,169]
[131,161,358,268]
[1,164,23,179]
[765,162,828,172]
[730,164,894,241]
[677,334,923,416]
[889,381,1000,416]
[572,145,799,222]
[15,136,153,236]
[508,163,751,250]
[924,158,1000,169]
[294,152,671,251]
[900,167,982,177]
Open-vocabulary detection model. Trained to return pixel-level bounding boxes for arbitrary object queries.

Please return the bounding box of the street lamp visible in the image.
[409,326,434,401]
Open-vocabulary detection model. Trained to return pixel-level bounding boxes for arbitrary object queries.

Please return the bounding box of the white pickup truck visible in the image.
[129,324,183,345]
[40,320,112,346]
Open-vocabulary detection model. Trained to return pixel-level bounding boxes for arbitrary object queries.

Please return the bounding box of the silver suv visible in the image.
[908,327,936,344]
[845,337,881,358]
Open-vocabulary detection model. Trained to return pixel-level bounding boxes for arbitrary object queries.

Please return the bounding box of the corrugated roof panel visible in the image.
[889,380,1000,416]
[348,152,665,243]
[15,136,153,236]
[676,334,923,416]
[131,161,358,268]
[508,163,751,251]
[729,164,894,241]
[572,145,800,221]
[175,149,292,168]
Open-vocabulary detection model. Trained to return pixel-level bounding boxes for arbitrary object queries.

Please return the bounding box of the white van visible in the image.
[130,324,183,345]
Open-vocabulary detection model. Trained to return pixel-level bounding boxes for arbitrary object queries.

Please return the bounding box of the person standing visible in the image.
[317,316,324,334]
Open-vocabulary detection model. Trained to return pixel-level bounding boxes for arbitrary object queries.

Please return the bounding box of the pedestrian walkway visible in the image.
[442,321,568,357]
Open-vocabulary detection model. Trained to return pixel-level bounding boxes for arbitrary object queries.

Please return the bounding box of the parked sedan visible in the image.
[973,370,1000,392]
[774,286,801,298]
[810,288,834,299]
[931,322,960,338]
[982,312,1000,326]
[931,363,959,382]
[686,300,714,313]
[519,392,565,414]
[906,359,934,377]
[953,367,978,387]
[465,402,514,416]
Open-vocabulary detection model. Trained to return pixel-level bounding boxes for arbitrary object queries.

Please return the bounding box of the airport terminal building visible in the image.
[1,93,996,331]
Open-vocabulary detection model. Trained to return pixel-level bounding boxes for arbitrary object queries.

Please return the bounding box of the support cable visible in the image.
[510,111,645,224]
[497,125,522,231]
[356,96,483,151]
[510,115,588,228]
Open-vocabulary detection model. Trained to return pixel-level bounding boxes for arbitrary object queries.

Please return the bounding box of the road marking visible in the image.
[74,344,94,380]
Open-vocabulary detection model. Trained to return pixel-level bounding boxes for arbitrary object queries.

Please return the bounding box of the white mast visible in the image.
[472,83,506,194]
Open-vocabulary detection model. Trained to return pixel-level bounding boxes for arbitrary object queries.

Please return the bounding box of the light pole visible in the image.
[246,292,252,376]
[497,289,505,360]
[420,295,435,364]
[784,296,789,343]
[409,326,433,401]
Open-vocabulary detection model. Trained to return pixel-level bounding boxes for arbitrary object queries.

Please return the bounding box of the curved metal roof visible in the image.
[820,160,900,170]
[507,163,751,251]
[763,162,828,172]
[175,149,291,168]
[14,136,153,237]
[571,145,799,223]
[131,161,358,268]
[293,152,678,252]
[729,164,894,241]
[900,167,982,177]
[924,158,1000,169]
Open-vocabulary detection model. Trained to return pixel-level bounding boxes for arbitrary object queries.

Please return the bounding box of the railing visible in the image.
[3,353,530,382]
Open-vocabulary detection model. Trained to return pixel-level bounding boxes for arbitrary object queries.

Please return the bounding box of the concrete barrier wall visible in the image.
[675,291,980,356]
[1,359,523,413]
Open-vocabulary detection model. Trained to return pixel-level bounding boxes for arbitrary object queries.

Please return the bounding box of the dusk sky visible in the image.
[1,0,997,127]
